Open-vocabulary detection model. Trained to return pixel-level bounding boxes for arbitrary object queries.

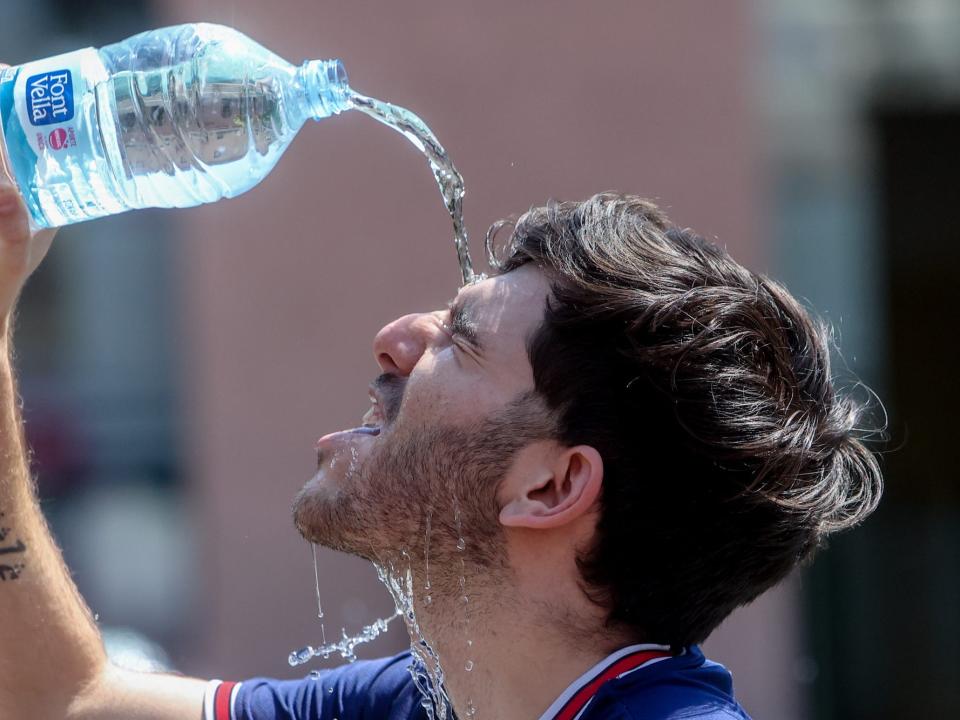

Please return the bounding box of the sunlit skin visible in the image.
[299,265,617,720]
[311,266,547,480]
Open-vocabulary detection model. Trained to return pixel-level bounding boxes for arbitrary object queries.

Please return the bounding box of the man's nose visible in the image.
[372,313,438,375]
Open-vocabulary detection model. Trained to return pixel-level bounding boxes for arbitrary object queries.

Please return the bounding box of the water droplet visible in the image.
[464,660,474,671]
[288,613,399,668]
[308,670,321,680]
[456,537,466,551]
[424,594,432,605]
[289,646,315,666]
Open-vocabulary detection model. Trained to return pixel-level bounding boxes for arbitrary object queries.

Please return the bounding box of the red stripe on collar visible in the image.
[553,648,672,720]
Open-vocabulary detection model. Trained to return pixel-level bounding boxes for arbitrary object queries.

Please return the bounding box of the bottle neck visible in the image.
[300,59,352,120]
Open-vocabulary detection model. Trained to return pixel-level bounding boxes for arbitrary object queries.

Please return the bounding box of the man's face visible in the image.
[293,265,554,568]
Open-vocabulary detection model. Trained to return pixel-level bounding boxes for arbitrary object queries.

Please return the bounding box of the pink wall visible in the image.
[159,1,798,717]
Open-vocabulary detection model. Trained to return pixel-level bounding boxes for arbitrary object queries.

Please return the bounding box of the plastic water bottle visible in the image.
[0,23,351,229]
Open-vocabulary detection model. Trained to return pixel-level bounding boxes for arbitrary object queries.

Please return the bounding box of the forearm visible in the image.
[0,322,107,717]
[0,166,205,717]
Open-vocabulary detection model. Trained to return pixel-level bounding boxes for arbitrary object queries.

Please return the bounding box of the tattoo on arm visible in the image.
[0,512,26,582]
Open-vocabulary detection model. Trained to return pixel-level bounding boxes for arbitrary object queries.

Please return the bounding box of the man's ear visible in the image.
[499,444,603,529]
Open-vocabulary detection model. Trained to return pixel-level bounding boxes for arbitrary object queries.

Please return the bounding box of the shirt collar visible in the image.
[538,643,676,720]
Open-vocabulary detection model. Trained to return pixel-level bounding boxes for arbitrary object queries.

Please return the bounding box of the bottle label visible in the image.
[13,48,95,160]
[25,67,75,126]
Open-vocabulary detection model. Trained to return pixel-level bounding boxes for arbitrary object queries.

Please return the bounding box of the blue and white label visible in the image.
[13,48,99,160]
[11,47,106,223]
[25,68,75,126]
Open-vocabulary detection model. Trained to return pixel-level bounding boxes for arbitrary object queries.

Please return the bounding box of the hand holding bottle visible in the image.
[0,66,56,328]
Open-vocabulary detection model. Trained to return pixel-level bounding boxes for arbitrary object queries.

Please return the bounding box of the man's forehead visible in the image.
[452,265,550,335]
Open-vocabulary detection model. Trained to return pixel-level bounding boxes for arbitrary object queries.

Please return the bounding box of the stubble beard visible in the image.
[292,391,555,578]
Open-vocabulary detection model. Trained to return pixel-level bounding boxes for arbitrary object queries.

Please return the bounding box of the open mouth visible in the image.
[351,426,381,436]
[316,386,386,450]
[356,387,384,435]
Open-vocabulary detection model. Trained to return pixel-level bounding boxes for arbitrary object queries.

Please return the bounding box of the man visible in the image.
[0,176,882,718]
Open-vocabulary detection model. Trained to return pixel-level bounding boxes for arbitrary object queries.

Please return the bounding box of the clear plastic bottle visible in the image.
[0,23,351,228]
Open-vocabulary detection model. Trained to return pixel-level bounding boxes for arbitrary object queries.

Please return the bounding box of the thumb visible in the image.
[0,173,46,322]
[0,174,33,282]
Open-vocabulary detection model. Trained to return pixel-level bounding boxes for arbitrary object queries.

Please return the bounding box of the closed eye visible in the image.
[447,300,482,352]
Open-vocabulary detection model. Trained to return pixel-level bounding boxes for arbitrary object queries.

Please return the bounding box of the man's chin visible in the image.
[291,483,377,560]
[291,481,331,541]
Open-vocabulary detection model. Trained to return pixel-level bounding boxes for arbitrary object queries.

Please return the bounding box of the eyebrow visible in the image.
[447,296,485,353]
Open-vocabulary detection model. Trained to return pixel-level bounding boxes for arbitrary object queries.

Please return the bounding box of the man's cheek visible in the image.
[400,368,486,428]
[395,378,442,423]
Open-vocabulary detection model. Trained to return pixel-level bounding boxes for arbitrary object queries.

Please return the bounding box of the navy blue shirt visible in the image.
[208,646,751,720]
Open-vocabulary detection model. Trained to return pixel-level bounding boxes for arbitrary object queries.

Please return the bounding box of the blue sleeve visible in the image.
[233,652,426,720]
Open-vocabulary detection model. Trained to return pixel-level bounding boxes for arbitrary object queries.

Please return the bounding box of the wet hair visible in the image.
[487,193,883,647]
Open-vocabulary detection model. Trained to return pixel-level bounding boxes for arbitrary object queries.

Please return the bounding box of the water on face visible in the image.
[423,511,433,606]
[454,503,477,719]
[343,93,485,716]
[289,92,483,715]
[348,92,480,287]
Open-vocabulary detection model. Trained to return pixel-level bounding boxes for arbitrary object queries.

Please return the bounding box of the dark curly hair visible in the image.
[487,193,883,647]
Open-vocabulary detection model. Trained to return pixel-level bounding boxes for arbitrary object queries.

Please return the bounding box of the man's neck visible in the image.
[407,575,623,720]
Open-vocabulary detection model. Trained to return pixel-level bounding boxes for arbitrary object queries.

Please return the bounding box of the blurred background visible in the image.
[4,1,958,717]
